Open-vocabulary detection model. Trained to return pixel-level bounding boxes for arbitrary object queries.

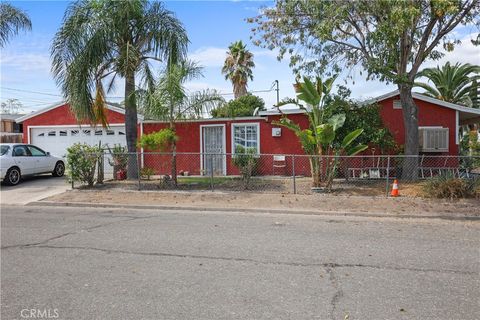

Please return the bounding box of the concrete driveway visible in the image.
[0,175,70,205]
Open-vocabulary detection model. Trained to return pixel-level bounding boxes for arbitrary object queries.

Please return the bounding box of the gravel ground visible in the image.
[43,189,480,218]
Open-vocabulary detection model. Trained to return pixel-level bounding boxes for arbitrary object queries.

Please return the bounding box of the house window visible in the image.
[419,127,449,152]
[48,131,56,136]
[232,123,260,153]
[106,129,115,136]
[83,129,91,136]
[118,131,125,135]
[37,133,45,137]
[393,100,402,109]
[59,130,67,136]
[95,130,103,136]
[70,130,79,136]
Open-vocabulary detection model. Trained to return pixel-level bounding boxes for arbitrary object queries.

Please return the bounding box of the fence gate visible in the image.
[201,125,225,175]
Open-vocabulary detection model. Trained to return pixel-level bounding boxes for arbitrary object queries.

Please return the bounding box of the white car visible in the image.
[0,143,65,186]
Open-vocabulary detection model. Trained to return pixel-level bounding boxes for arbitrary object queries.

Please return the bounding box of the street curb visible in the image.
[27,201,480,221]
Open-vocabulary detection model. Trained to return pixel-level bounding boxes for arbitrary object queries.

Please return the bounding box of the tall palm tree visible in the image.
[0,2,32,47]
[51,0,188,179]
[415,62,480,107]
[139,60,225,183]
[222,40,255,99]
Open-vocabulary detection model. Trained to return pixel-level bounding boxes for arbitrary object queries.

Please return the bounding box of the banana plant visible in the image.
[274,76,367,189]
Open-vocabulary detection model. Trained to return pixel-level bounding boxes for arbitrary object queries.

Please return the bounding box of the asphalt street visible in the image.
[1,204,479,320]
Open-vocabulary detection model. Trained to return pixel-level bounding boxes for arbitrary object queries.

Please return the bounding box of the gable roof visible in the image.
[369,90,480,116]
[15,102,144,123]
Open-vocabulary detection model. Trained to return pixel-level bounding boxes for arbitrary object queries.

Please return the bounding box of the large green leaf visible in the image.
[296,77,320,106]
[341,128,364,148]
[316,124,335,144]
[347,144,368,156]
[328,113,346,131]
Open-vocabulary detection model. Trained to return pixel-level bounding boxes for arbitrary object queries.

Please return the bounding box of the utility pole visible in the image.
[274,80,279,105]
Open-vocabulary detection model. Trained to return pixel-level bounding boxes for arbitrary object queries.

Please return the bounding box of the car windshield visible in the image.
[0,145,10,156]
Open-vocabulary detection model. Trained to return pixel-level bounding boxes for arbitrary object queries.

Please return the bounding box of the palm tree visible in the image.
[51,0,188,179]
[415,62,480,107]
[0,2,32,47]
[139,60,225,183]
[222,40,255,99]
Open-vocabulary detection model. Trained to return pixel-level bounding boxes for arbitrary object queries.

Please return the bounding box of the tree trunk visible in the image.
[124,71,139,179]
[399,84,419,180]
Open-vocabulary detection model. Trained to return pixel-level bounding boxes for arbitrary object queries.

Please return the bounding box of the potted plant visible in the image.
[107,144,128,180]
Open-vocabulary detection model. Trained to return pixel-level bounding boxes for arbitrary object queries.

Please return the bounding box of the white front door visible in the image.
[201,125,225,175]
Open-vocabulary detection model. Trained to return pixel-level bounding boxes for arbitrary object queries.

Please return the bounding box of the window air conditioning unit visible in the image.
[419,127,449,152]
[272,128,282,137]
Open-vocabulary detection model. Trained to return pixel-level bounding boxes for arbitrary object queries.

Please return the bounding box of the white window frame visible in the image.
[419,126,449,152]
[231,123,260,155]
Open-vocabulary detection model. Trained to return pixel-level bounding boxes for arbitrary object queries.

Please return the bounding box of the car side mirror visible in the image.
[46,152,50,156]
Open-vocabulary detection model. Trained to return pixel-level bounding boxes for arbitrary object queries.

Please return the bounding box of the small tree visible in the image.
[107,144,128,179]
[275,76,367,190]
[211,94,266,118]
[231,145,258,189]
[66,143,101,187]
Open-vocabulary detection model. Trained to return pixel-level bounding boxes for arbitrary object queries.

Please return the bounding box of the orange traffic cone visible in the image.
[391,179,399,197]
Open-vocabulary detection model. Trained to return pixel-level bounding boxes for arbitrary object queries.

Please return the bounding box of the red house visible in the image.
[16,91,480,176]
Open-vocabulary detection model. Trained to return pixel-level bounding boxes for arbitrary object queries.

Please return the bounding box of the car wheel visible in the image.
[5,167,21,186]
[52,162,65,177]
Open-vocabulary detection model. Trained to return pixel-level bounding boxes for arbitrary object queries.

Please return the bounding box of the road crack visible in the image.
[326,266,343,320]
[17,245,477,276]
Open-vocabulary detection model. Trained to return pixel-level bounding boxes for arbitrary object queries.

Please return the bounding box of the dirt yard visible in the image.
[44,188,480,218]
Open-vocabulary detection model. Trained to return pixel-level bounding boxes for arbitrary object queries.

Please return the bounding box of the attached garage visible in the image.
[16,102,140,158]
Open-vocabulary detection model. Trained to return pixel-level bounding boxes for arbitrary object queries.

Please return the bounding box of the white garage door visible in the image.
[31,125,127,158]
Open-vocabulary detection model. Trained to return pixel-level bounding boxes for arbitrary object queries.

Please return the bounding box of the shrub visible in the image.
[423,174,480,199]
[137,128,178,151]
[66,143,101,186]
[140,167,155,180]
[231,145,258,189]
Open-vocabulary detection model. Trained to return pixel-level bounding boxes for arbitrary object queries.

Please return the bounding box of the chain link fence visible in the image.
[74,152,480,197]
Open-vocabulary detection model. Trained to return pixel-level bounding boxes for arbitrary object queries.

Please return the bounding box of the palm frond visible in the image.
[0,3,31,47]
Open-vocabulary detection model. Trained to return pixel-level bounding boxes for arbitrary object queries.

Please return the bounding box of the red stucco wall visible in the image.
[378,95,458,155]
[141,114,311,176]
[22,103,127,143]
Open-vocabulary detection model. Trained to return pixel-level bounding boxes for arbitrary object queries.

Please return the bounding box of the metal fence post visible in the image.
[210,154,214,191]
[385,156,391,197]
[137,152,141,191]
[292,154,296,194]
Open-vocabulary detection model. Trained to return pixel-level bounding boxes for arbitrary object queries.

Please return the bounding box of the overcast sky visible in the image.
[1,1,479,113]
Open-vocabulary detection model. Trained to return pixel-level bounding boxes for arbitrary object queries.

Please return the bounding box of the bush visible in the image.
[231,145,258,189]
[66,143,101,186]
[137,128,177,151]
[423,174,480,199]
[140,167,155,180]
[211,94,265,118]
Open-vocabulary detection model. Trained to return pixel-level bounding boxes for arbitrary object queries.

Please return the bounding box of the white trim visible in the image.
[231,122,261,155]
[367,90,480,115]
[27,123,126,144]
[143,116,266,124]
[455,111,459,145]
[140,121,144,167]
[258,109,306,116]
[15,102,144,123]
[199,124,227,176]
